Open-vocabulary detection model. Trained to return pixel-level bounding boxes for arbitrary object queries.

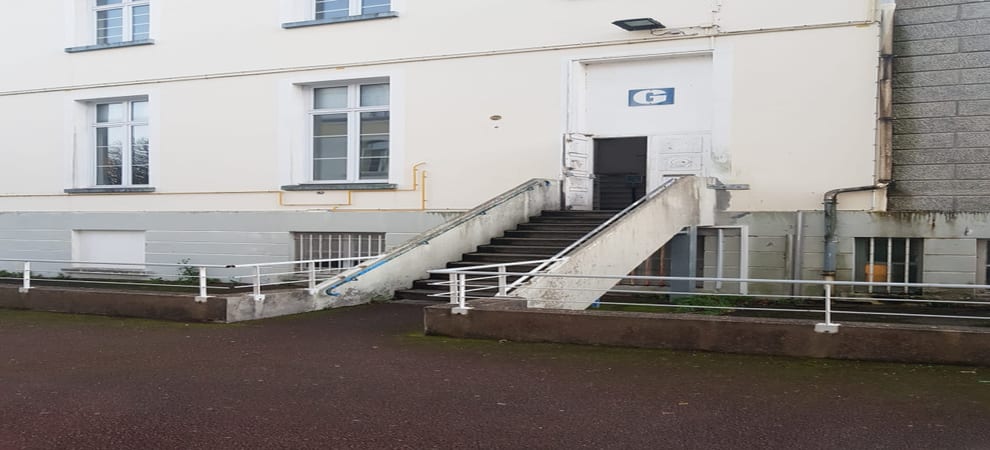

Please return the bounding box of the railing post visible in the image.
[197,266,208,301]
[19,262,31,293]
[458,273,467,308]
[815,277,840,333]
[448,273,458,304]
[497,264,507,296]
[308,260,317,295]
[253,266,266,302]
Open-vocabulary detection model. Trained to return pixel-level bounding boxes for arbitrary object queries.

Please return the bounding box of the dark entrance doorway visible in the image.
[593,137,647,210]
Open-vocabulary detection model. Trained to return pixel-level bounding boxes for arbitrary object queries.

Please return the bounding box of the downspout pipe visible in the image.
[822,184,889,277]
[877,0,896,183]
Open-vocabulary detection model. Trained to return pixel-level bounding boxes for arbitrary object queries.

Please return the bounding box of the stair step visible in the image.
[413,278,505,291]
[490,237,576,247]
[461,252,554,263]
[444,260,542,272]
[428,271,528,281]
[526,216,611,224]
[392,288,452,302]
[476,244,564,255]
[540,210,619,217]
[516,223,600,231]
[504,230,588,239]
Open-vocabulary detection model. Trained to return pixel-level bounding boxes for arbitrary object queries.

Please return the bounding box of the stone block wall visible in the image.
[890,0,990,211]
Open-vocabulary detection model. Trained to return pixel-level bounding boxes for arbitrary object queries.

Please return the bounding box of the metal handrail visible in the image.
[504,177,679,292]
[430,263,990,329]
[2,255,383,301]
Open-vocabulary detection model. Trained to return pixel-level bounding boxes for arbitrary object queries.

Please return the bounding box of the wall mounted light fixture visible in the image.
[612,18,665,31]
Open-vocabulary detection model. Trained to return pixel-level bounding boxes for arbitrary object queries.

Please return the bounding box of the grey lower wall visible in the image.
[694,210,990,296]
[0,211,456,278]
[424,302,990,366]
[890,0,990,211]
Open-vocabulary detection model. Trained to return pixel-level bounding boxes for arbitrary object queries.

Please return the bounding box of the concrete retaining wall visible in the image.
[425,301,990,366]
[0,285,227,322]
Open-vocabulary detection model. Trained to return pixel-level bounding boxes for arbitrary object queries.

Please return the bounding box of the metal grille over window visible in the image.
[854,237,923,294]
[293,232,385,271]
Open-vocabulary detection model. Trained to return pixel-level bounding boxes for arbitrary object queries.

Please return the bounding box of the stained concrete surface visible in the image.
[1,303,988,449]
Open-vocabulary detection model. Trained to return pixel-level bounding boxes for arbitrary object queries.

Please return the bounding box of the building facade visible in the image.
[1,0,987,295]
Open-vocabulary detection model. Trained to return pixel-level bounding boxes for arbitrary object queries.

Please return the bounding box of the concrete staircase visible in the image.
[393,210,617,301]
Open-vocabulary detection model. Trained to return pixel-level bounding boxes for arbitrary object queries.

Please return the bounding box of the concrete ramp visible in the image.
[513,176,716,310]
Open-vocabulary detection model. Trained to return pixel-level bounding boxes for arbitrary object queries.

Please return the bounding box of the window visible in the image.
[94,0,150,44]
[310,82,390,182]
[854,237,923,294]
[315,0,390,19]
[93,99,149,186]
[293,232,385,270]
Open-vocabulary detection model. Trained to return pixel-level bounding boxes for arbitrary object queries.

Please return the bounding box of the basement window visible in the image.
[292,232,385,270]
[854,237,923,294]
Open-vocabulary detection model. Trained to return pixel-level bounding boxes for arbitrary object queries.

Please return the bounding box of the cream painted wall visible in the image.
[0,1,881,213]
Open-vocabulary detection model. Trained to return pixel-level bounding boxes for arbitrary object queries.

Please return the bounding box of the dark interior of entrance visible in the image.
[593,137,647,210]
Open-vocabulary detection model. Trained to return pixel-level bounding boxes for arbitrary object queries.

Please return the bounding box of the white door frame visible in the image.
[561,46,732,207]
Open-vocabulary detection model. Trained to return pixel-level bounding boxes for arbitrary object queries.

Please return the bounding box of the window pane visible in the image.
[97,127,124,185]
[314,159,347,181]
[131,101,148,122]
[360,111,389,134]
[360,136,389,158]
[313,114,347,137]
[362,0,391,15]
[314,87,347,109]
[314,137,347,159]
[97,9,123,44]
[97,166,123,186]
[97,0,122,5]
[96,127,125,156]
[131,125,149,184]
[96,103,124,123]
[360,157,389,179]
[132,5,150,40]
[360,84,389,107]
[316,0,349,19]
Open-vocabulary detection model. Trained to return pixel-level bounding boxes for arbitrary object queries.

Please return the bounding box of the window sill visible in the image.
[65,39,155,53]
[64,187,156,194]
[282,12,398,29]
[282,183,396,191]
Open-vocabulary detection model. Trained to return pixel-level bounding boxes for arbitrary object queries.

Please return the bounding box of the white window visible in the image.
[315,0,390,19]
[310,82,389,182]
[93,99,150,186]
[95,0,150,44]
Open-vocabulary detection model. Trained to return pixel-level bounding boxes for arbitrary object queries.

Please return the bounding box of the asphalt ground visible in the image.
[1,303,988,449]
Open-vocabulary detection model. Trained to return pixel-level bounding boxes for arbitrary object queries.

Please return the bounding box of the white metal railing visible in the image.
[0,256,382,301]
[430,258,990,330]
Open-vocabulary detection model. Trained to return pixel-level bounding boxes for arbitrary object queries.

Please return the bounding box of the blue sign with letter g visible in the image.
[628,88,675,107]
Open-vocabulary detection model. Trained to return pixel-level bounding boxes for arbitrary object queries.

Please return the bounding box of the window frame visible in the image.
[91,98,150,188]
[93,0,150,45]
[314,0,390,20]
[308,81,390,183]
